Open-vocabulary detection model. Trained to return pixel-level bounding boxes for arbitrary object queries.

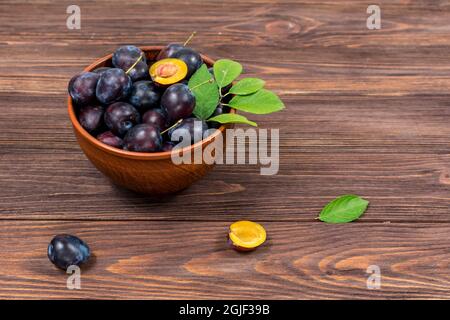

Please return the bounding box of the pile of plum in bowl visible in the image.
[68,38,284,194]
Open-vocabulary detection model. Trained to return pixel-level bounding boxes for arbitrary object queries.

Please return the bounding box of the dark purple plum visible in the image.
[78,105,104,132]
[93,67,112,76]
[104,102,141,137]
[97,131,124,149]
[68,72,99,106]
[127,60,149,82]
[113,45,147,65]
[128,81,161,112]
[142,108,168,130]
[112,45,148,82]
[168,117,208,144]
[48,234,90,270]
[96,68,132,105]
[161,141,176,152]
[161,83,195,122]
[208,103,230,129]
[156,43,184,60]
[173,48,202,78]
[123,124,162,152]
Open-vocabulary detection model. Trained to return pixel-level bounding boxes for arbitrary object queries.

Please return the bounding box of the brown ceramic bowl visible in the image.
[68,46,233,194]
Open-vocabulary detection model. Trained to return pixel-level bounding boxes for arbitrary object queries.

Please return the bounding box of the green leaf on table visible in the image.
[188,64,220,120]
[213,59,242,88]
[318,195,369,223]
[229,89,284,114]
[207,113,257,127]
[229,78,265,95]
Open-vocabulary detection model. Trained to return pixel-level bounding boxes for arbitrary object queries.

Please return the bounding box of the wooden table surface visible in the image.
[1,0,449,299]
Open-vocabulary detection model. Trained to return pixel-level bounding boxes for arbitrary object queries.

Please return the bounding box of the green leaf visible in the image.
[318,195,369,223]
[207,113,257,127]
[229,78,265,96]
[213,59,242,88]
[188,64,220,120]
[229,89,284,114]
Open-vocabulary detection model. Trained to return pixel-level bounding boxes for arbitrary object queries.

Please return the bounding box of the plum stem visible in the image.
[161,119,183,135]
[183,31,197,47]
[125,53,144,75]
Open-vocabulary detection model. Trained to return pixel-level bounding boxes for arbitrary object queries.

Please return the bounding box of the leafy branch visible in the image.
[188,59,285,126]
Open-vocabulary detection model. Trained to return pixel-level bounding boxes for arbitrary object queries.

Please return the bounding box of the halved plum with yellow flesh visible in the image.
[149,58,188,86]
[228,221,267,251]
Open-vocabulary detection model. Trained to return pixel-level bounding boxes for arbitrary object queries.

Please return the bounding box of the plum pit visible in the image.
[150,58,188,86]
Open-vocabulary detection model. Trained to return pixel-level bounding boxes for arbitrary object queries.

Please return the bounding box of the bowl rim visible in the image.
[67,45,234,160]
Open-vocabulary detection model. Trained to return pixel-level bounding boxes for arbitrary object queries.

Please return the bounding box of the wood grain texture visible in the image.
[0,0,449,299]
[1,220,450,299]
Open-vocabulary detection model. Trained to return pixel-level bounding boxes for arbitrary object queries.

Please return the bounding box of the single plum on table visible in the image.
[48,234,91,270]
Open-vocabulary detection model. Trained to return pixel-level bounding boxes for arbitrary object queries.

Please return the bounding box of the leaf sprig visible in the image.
[188,64,219,120]
[188,59,285,126]
[318,195,369,223]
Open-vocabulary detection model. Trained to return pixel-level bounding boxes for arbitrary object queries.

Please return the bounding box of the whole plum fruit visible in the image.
[142,108,168,130]
[156,43,184,60]
[47,234,90,270]
[68,72,99,106]
[173,48,202,78]
[78,105,104,132]
[112,45,148,82]
[96,68,132,105]
[161,83,195,122]
[124,124,162,152]
[128,81,161,112]
[104,102,141,137]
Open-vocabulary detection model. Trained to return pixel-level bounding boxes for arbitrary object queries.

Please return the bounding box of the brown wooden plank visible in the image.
[2,1,450,96]
[1,94,448,221]
[0,150,448,222]
[0,220,449,299]
[1,95,450,154]
[0,0,449,299]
